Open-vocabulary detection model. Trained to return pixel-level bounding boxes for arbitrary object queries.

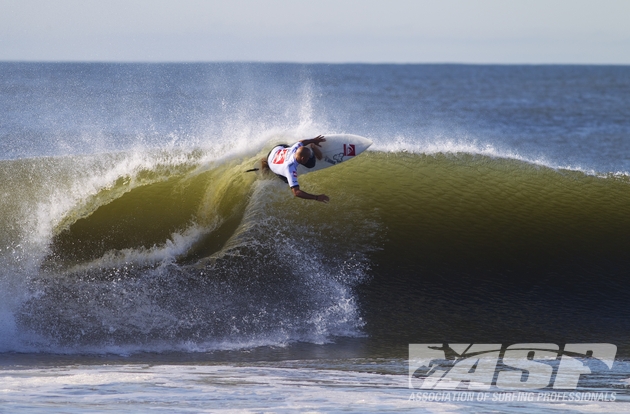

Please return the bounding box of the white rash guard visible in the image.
[267,142,303,188]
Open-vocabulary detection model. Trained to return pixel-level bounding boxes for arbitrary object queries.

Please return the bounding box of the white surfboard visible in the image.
[297,134,372,175]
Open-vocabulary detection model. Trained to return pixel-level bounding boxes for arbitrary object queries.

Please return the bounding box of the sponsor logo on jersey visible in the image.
[272,149,288,164]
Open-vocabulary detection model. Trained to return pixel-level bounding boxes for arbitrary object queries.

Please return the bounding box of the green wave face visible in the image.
[314,152,630,267]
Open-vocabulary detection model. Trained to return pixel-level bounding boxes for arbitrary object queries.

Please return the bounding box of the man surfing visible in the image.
[261,135,330,203]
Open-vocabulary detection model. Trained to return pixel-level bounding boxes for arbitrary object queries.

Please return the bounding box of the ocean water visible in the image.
[1,62,630,412]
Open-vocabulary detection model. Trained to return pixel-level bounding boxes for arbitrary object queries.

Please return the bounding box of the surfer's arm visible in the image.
[299,135,326,148]
[307,143,323,160]
[291,186,329,203]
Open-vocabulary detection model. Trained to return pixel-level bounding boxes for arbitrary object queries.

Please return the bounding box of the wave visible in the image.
[2,146,630,353]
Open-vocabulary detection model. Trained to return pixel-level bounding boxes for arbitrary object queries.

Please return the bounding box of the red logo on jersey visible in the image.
[344,144,356,156]
[272,149,288,164]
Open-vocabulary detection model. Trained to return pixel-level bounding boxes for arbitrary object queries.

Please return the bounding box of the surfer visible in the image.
[261,135,330,203]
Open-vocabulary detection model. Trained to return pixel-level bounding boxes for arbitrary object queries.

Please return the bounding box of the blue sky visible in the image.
[1,0,629,64]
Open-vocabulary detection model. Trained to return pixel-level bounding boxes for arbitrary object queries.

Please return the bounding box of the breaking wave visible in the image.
[2,141,630,353]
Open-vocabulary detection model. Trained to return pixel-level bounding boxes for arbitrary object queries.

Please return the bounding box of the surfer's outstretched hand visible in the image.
[311,135,326,146]
[300,135,326,147]
[316,194,330,203]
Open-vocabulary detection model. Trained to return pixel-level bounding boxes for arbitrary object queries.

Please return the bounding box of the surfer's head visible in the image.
[295,146,313,165]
